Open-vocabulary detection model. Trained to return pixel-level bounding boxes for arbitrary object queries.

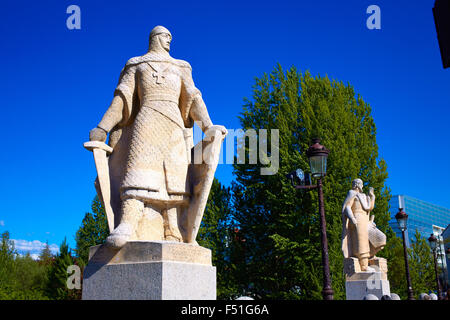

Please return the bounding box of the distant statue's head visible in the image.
[149,25,172,53]
[352,179,363,192]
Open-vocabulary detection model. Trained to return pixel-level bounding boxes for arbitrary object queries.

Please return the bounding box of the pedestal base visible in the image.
[82,241,216,300]
[344,257,390,300]
[345,277,390,300]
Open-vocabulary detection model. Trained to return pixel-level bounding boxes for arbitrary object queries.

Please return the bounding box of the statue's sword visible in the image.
[83,141,115,233]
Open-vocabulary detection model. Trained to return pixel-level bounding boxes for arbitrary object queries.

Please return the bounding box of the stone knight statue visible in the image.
[341,179,386,271]
[85,26,227,249]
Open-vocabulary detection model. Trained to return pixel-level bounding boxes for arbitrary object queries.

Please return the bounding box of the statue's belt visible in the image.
[143,93,179,105]
[141,99,185,129]
[352,210,369,215]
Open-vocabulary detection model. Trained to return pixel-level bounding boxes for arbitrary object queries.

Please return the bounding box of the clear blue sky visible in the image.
[1,0,449,253]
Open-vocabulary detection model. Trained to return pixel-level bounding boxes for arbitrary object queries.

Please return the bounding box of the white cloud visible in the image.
[30,254,40,260]
[12,239,59,257]
[0,220,4,226]
[16,253,41,261]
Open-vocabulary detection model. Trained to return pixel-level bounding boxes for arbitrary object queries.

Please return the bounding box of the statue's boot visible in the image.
[106,198,144,248]
[360,257,375,272]
[163,206,183,242]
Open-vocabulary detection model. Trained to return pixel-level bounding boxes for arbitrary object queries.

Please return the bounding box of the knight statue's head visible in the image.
[352,179,363,192]
[149,25,172,53]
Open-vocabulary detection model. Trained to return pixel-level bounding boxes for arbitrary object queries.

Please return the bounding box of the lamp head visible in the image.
[395,208,408,232]
[306,138,329,178]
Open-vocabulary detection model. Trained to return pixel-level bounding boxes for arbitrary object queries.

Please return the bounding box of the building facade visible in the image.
[443,225,450,290]
[389,195,450,289]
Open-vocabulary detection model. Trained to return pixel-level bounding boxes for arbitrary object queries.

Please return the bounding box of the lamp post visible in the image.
[395,208,415,300]
[428,234,443,300]
[288,138,333,300]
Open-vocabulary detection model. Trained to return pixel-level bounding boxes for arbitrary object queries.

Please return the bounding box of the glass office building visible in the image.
[389,195,450,246]
[389,195,450,288]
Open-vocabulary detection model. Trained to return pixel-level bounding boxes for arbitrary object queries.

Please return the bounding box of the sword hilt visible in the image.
[83,141,113,154]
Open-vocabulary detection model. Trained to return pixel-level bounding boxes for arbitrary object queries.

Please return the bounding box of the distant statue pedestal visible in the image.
[82,241,216,300]
[344,257,390,300]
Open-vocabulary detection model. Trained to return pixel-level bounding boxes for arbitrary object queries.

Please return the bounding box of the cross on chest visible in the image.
[148,62,169,85]
[152,70,165,84]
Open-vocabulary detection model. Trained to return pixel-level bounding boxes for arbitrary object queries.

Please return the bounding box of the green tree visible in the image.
[46,238,80,300]
[409,229,435,296]
[10,253,49,299]
[381,229,438,299]
[39,241,54,265]
[197,178,239,299]
[75,196,108,265]
[231,65,391,299]
[379,229,407,298]
[0,231,17,292]
[0,231,49,300]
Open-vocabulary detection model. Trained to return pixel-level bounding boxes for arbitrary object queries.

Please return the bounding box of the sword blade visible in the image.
[92,148,115,233]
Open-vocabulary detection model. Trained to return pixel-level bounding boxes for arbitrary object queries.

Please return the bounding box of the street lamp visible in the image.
[287,138,333,300]
[428,234,443,300]
[306,138,329,178]
[394,208,415,300]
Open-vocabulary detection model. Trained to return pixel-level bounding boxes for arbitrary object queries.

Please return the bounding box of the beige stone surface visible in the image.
[369,257,388,274]
[85,26,227,248]
[344,257,388,278]
[341,180,391,300]
[344,256,390,299]
[343,257,361,275]
[82,260,216,300]
[346,272,388,281]
[341,179,386,271]
[346,279,390,300]
[88,241,212,266]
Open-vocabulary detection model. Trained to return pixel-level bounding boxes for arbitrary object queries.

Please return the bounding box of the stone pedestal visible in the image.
[82,241,216,300]
[344,257,390,300]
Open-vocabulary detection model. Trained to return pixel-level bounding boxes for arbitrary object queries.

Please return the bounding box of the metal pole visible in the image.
[317,178,334,300]
[433,250,442,300]
[401,229,415,300]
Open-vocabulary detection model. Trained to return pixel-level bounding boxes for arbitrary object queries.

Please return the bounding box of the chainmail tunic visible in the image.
[112,55,199,203]
[121,103,189,195]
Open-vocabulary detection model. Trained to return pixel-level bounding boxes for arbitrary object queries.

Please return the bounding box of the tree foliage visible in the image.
[0,231,16,287]
[230,65,391,299]
[378,228,406,297]
[409,230,436,296]
[39,241,54,265]
[197,178,241,299]
[379,228,438,299]
[0,231,49,299]
[46,238,80,300]
[75,196,109,266]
